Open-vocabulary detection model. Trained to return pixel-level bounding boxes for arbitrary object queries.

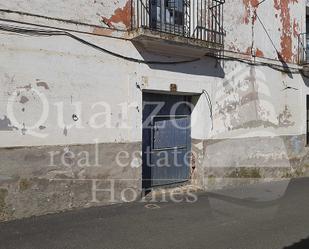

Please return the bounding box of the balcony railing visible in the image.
[131,0,225,46]
[298,33,309,65]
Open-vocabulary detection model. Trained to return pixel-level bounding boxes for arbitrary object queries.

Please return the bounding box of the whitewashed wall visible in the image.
[0,0,308,221]
[0,0,307,165]
[0,28,307,147]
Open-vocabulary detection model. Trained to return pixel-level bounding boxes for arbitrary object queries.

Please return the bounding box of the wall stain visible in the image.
[101,1,132,29]
[228,168,262,178]
[36,81,50,90]
[19,179,32,192]
[240,91,259,106]
[63,126,68,136]
[278,105,295,127]
[0,116,18,131]
[274,0,299,62]
[17,84,32,91]
[214,66,291,131]
[255,48,264,57]
[242,0,259,25]
[293,19,299,38]
[0,189,8,214]
[93,27,114,36]
[227,42,241,53]
[242,0,299,62]
[245,47,252,56]
[21,123,27,135]
[19,96,29,104]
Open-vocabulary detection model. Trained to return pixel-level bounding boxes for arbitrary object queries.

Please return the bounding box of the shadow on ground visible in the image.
[0,177,308,249]
[283,237,309,249]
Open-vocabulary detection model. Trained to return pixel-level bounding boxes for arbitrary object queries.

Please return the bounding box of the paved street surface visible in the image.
[1,178,309,249]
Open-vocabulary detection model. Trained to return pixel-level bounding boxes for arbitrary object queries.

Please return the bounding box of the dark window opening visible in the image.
[306,15,309,63]
[307,95,309,145]
[150,0,184,34]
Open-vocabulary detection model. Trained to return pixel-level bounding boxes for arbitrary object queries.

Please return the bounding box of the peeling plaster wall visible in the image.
[0,31,144,220]
[1,29,309,219]
[0,30,220,220]
[0,0,309,220]
[0,0,306,62]
[0,32,222,148]
[225,0,305,63]
[191,60,309,191]
[211,62,303,138]
[0,33,141,146]
[0,0,132,30]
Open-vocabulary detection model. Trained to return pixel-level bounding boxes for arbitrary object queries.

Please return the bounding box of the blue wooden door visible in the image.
[142,93,191,188]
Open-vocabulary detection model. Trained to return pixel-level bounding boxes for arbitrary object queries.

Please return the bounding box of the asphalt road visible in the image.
[1,178,309,249]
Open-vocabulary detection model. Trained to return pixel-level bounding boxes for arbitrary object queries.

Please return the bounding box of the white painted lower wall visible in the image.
[0,24,306,148]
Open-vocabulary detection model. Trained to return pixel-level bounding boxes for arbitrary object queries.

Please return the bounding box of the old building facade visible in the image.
[0,0,308,220]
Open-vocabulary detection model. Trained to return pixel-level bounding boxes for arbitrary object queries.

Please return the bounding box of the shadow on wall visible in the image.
[283,237,309,249]
[277,53,294,79]
[301,74,309,87]
[132,41,225,78]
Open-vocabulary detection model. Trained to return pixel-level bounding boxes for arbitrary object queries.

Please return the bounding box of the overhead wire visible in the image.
[202,89,213,130]
[0,23,201,65]
[0,23,305,76]
[205,53,301,74]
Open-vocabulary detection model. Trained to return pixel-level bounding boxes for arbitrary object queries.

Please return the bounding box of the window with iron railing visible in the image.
[132,0,225,46]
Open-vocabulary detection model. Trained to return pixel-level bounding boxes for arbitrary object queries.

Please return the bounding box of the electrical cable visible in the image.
[0,23,306,75]
[205,53,302,74]
[0,23,201,65]
[255,0,269,7]
[202,89,213,130]
[0,8,128,32]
